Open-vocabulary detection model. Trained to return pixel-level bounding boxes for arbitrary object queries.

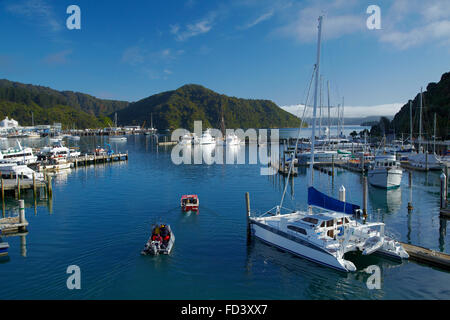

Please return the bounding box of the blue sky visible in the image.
[0,0,449,117]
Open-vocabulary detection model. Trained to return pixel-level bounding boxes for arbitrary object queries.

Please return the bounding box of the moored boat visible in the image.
[368,154,403,189]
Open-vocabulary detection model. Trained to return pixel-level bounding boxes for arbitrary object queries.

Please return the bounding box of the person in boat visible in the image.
[151,226,162,243]
[159,225,170,248]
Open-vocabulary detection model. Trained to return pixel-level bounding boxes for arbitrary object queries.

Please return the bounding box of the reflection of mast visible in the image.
[220,103,226,137]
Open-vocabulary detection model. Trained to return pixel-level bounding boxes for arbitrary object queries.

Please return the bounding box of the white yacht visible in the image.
[250,204,408,272]
[248,16,409,273]
[199,129,215,145]
[0,141,37,165]
[39,141,80,160]
[225,132,241,146]
[178,133,193,146]
[368,154,403,189]
[407,152,443,171]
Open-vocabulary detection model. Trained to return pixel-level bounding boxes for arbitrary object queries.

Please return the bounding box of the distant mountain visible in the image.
[370,71,450,139]
[301,116,392,126]
[115,84,302,130]
[0,79,129,128]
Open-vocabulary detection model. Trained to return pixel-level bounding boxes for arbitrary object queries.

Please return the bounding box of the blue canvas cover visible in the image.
[308,187,360,215]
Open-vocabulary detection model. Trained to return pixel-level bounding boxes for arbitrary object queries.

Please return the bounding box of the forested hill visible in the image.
[0,79,129,128]
[370,71,450,139]
[115,84,301,130]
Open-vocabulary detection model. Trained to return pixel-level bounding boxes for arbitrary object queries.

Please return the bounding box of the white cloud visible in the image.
[5,0,61,32]
[121,46,146,66]
[281,103,403,118]
[171,13,216,41]
[240,10,274,29]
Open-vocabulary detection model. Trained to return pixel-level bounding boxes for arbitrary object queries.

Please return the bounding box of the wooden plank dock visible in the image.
[68,153,128,167]
[0,216,28,234]
[401,242,450,270]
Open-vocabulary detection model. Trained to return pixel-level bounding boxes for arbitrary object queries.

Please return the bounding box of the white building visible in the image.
[0,117,19,128]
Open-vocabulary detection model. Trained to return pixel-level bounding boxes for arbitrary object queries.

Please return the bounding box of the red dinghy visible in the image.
[181,195,199,212]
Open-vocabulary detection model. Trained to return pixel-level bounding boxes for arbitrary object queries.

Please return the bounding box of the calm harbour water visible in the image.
[0,130,449,300]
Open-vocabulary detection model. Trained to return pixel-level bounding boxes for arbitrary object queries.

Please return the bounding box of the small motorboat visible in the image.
[141,224,175,256]
[181,195,199,212]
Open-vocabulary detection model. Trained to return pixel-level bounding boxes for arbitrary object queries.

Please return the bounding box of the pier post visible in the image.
[362,176,368,218]
[33,173,36,199]
[339,185,346,202]
[19,199,26,232]
[245,192,251,240]
[1,178,4,202]
[17,175,21,199]
[441,173,447,209]
[408,171,413,212]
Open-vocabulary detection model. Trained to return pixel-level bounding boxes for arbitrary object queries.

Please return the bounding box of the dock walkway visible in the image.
[401,242,450,270]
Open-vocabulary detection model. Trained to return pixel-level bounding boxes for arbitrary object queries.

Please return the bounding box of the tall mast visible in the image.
[419,87,423,151]
[309,15,323,187]
[409,101,413,145]
[319,75,323,138]
[336,103,340,138]
[433,112,436,154]
[31,112,34,127]
[341,97,345,136]
[151,113,153,129]
[327,80,331,144]
[115,112,118,128]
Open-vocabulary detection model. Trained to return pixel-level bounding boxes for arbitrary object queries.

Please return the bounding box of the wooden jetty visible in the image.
[1,177,50,201]
[157,141,177,146]
[401,242,450,270]
[68,153,128,168]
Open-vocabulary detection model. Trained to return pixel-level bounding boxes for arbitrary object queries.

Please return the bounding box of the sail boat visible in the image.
[110,113,127,142]
[407,88,442,170]
[247,16,408,272]
[145,113,157,135]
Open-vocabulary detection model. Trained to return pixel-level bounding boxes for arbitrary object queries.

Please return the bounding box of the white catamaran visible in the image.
[248,16,409,272]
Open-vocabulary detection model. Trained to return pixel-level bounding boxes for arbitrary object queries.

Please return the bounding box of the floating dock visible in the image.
[401,242,450,270]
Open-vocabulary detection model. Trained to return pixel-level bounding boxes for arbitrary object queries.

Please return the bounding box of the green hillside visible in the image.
[115,84,301,130]
[0,79,129,128]
[370,71,450,139]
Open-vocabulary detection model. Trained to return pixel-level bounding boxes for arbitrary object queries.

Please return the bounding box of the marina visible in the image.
[0,135,448,299]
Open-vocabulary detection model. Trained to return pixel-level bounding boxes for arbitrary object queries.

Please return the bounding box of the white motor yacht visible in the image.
[368,154,403,189]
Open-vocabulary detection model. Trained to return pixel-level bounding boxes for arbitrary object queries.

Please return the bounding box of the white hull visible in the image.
[368,168,402,189]
[407,153,442,170]
[251,221,350,272]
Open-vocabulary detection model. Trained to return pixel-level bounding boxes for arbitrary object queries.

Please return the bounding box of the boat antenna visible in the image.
[309,15,323,187]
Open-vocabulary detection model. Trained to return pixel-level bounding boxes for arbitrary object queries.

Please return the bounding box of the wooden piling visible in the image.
[33,173,36,199]
[17,175,21,199]
[1,178,4,202]
[362,176,368,217]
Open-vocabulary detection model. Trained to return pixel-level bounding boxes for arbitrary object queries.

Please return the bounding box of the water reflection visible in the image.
[245,240,402,299]
[369,186,402,214]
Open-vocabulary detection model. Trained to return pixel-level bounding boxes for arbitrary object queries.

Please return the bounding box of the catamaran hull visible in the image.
[368,168,402,189]
[251,222,351,272]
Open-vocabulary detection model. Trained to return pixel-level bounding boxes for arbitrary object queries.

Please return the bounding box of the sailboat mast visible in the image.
[433,112,436,154]
[341,97,345,136]
[319,75,323,138]
[115,112,118,128]
[419,87,423,151]
[327,80,331,145]
[409,101,413,145]
[309,15,323,187]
